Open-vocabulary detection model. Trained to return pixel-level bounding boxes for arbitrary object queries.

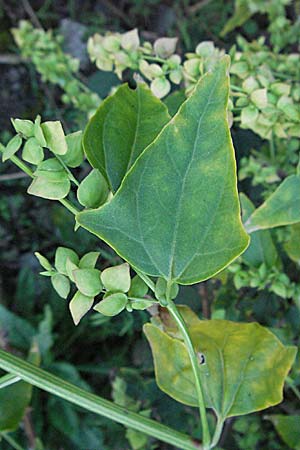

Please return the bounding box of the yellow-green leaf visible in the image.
[69,291,94,325]
[144,318,297,420]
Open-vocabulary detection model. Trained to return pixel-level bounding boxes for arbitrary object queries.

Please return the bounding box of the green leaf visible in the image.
[34,252,52,271]
[220,1,252,36]
[250,88,268,109]
[101,263,131,293]
[34,158,65,180]
[28,159,70,200]
[131,299,155,310]
[79,251,100,269]
[41,121,68,155]
[164,90,187,117]
[51,273,70,299]
[77,169,109,208]
[22,137,44,165]
[61,131,84,168]
[69,291,94,325]
[284,223,300,264]
[27,175,71,200]
[83,83,170,192]
[78,57,249,285]
[144,317,297,419]
[154,37,177,58]
[155,278,179,301]
[2,134,22,162]
[11,118,34,138]
[0,344,40,432]
[66,258,79,282]
[94,292,127,316]
[245,175,300,232]
[55,247,79,276]
[121,29,139,51]
[0,305,35,350]
[240,193,278,267]
[151,77,171,98]
[34,115,47,147]
[73,268,103,296]
[128,275,148,297]
[266,415,300,449]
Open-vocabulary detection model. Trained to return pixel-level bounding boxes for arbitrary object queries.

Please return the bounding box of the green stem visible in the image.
[142,54,166,64]
[128,296,158,303]
[0,373,21,389]
[9,154,34,177]
[0,349,202,450]
[135,270,156,292]
[230,84,245,93]
[0,433,25,450]
[55,154,80,186]
[1,150,80,215]
[59,198,80,215]
[210,418,224,448]
[166,284,211,449]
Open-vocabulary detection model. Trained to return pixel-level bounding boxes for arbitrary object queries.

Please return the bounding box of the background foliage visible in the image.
[0,0,299,449]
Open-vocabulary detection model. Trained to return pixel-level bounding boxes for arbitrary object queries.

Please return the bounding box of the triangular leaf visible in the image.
[245,175,300,232]
[83,83,170,192]
[69,291,94,325]
[78,57,249,284]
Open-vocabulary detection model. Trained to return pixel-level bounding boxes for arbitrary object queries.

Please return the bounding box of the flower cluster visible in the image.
[12,21,100,118]
[231,37,300,140]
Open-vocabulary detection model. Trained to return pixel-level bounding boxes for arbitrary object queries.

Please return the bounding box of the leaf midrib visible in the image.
[126,85,141,172]
[168,73,220,280]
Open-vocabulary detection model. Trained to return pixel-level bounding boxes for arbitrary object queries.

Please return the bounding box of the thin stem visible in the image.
[0,373,21,389]
[0,149,80,215]
[230,84,245,93]
[59,198,80,215]
[135,270,156,293]
[55,154,80,186]
[166,284,211,449]
[128,296,158,303]
[142,55,167,64]
[0,350,202,450]
[9,154,34,177]
[210,417,224,448]
[1,433,25,450]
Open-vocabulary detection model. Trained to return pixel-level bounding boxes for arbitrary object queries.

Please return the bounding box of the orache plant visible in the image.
[0,56,297,449]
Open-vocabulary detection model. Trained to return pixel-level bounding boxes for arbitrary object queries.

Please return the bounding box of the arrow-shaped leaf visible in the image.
[78,57,249,285]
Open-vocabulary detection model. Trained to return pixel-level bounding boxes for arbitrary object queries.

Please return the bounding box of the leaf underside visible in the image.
[144,317,297,419]
[78,57,249,285]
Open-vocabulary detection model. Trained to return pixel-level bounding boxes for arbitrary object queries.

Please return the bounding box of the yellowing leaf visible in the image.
[144,318,297,420]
